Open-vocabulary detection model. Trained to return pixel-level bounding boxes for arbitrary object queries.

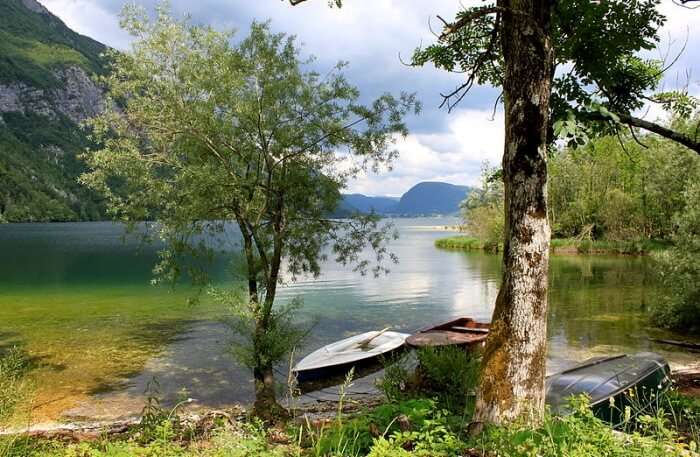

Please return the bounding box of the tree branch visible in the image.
[439,6,507,39]
[590,111,700,155]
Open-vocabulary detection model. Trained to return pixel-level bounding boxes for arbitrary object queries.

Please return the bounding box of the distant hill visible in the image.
[338,182,472,217]
[0,0,107,222]
[343,194,399,214]
[393,182,471,216]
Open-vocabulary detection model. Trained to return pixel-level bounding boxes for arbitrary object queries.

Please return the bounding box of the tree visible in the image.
[81,5,418,420]
[289,0,699,427]
[653,180,700,333]
[460,164,504,250]
[410,0,700,428]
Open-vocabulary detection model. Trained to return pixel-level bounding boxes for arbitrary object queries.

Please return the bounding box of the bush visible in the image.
[460,164,504,251]
[304,398,459,457]
[416,346,480,413]
[366,406,467,457]
[652,181,700,332]
[378,347,480,415]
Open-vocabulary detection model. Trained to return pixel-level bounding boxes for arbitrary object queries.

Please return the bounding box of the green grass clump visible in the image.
[472,396,695,457]
[301,398,463,457]
[551,238,670,255]
[434,236,501,252]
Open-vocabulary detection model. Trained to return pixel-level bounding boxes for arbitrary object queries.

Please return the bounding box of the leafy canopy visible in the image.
[411,1,692,144]
[80,4,419,304]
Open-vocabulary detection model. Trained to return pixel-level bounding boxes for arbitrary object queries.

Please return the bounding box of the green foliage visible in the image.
[0,112,104,222]
[367,407,466,457]
[662,391,700,444]
[81,4,417,414]
[549,132,700,241]
[212,290,311,370]
[434,236,496,251]
[550,238,670,255]
[378,347,480,417]
[459,164,503,250]
[377,354,413,403]
[652,180,700,332]
[302,398,450,457]
[0,0,108,222]
[412,0,671,138]
[415,346,480,413]
[473,396,694,457]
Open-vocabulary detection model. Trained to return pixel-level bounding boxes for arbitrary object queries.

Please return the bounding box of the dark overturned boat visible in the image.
[405,317,490,349]
[545,352,672,427]
[293,330,410,383]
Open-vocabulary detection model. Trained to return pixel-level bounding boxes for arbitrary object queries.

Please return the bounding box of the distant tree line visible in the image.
[463,115,700,245]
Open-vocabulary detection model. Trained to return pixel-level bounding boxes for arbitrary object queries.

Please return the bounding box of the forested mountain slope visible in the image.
[0,0,106,222]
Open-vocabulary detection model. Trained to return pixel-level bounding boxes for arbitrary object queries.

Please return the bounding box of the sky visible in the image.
[40,0,700,197]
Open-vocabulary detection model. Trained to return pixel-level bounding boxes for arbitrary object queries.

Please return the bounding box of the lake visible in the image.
[0,218,696,423]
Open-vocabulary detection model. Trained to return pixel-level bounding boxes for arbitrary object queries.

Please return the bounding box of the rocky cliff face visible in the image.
[0,65,104,123]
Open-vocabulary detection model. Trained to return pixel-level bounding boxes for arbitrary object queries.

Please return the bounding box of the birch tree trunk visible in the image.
[472,0,554,428]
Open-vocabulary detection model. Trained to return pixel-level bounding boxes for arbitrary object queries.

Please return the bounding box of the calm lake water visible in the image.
[0,218,697,423]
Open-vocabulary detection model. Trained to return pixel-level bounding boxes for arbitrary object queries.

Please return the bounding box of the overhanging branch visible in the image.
[617,112,700,155]
[590,111,700,155]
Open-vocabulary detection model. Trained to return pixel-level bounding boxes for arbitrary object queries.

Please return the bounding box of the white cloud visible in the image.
[36,0,700,198]
[347,109,504,196]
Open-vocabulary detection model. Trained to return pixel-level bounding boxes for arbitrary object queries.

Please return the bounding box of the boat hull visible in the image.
[293,331,410,383]
[294,345,406,383]
[545,352,672,427]
[406,316,490,349]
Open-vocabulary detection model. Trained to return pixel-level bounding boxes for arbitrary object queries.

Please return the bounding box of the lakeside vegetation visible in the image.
[2,347,699,456]
[435,235,671,255]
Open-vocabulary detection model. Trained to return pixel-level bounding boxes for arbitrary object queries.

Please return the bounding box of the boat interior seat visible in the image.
[451,326,489,333]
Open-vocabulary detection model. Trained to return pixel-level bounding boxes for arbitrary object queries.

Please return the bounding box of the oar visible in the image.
[357,327,390,349]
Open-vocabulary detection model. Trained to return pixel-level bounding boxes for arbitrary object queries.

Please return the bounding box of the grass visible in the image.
[434,236,501,252]
[435,235,670,255]
[2,369,699,457]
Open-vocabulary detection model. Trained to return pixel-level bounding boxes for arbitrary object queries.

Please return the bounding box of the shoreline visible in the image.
[3,366,699,439]
[435,235,671,255]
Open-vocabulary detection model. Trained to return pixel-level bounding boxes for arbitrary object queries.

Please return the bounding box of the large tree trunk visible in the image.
[472,0,554,429]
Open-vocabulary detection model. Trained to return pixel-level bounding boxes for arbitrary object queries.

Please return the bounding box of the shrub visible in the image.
[367,407,467,457]
[652,181,700,332]
[303,398,439,457]
[416,346,480,414]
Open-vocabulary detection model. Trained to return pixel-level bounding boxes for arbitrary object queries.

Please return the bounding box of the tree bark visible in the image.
[472,0,554,429]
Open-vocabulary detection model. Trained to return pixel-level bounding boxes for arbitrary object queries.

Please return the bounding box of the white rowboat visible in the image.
[293,330,410,382]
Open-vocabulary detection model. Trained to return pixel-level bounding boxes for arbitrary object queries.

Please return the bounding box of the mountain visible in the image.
[392,182,471,216]
[342,194,399,214]
[339,182,472,217]
[0,0,107,222]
